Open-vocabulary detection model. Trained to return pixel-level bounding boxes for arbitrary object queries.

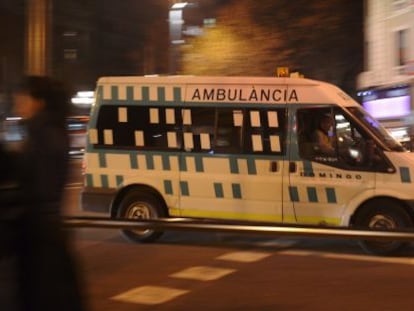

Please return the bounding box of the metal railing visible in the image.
[64,216,414,242]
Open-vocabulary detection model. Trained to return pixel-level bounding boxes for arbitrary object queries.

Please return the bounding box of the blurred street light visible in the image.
[25,0,52,76]
[168,2,204,74]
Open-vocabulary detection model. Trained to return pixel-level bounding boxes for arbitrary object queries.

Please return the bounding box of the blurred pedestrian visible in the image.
[0,76,86,311]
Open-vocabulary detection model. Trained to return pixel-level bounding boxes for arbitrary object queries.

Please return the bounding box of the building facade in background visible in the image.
[358,0,414,148]
[0,0,170,111]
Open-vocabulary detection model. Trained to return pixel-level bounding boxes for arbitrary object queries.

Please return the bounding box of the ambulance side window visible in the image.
[94,105,182,150]
[185,107,243,154]
[297,107,386,171]
[244,108,286,155]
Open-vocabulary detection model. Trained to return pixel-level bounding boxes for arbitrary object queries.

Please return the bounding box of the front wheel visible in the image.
[116,190,166,243]
[354,199,413,256]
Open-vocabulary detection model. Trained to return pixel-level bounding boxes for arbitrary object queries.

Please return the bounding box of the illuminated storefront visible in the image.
[358,0,414,149]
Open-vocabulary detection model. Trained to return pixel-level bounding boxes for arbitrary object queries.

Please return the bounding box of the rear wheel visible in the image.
[116,190,166,243]
[354,199,413,255]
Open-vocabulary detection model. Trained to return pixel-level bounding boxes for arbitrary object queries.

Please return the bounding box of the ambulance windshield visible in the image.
[347,106,405,151]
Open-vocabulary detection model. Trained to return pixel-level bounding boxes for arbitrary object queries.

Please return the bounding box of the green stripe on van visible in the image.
[180,181,189,196]
[164,180,173,195]
[400,167,411,183]
[229,157,239,174]
[116,175,123,186]
[86,174,93,187]
[173,87,182,102]
[101,175,109,188]
[162,155,171,170]
[98,152,107,168]
[126,86,134,102]
[142,86,149,102]
[145,154,154,170]
[179,156,187,171]
[232,183,242,199]
[307,187,318,202]
[214,183,224,198]
[195,156,204,172]
[326,188,337,203]
[247,158,257,175]
[130,153,138,169]
[111,86,119,100]
[289,186,299,202]
[157,87,165,103]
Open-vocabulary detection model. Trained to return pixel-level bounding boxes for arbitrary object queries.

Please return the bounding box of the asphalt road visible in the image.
[2,159,414,311]
[61,158,414,311]
[70,221,414,311]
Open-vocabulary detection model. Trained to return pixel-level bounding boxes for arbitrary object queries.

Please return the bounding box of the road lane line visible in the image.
[170,266,236,281]
[216,251,271,263]
[111,286,189,305]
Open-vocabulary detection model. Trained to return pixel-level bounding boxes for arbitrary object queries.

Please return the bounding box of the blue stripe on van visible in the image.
[157,87,165,103]
[142,87,149,103]
[307,187,318,202]
[130,153,138,169]
[111,86,119,100]
[232,183,242,199]
[400,167,411,183]
[145,154,154,170]
[195,156,204,172]
[101,175,109,188]
[326,188,337,203]
[162,155,171,170]
[247,158,257,175]
[173,87,181,102]
[229,157,239,174]
[126,86,134,103]
[289,186,299,202]
[179,155,187,171]
[116,175,123,186]
[86,174,93,187]
[164,180,173,195]
[214,183,224,198]
[303,160,314,176]
[98,152,107,168]
[180,181,189,196]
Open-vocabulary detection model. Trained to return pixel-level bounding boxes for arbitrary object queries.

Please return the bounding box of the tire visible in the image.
[354,199,413,256]
[116,190,166,243]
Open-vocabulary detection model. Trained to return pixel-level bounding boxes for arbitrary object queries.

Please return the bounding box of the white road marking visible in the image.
[111,286,189,305]
[280,250,414,265]
[171,266,236,281]
[216,251,271,263]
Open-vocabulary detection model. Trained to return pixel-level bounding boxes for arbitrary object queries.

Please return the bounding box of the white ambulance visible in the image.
[81,75,414,255]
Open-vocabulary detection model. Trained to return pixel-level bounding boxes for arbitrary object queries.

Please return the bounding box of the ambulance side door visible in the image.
[286,105,376,226]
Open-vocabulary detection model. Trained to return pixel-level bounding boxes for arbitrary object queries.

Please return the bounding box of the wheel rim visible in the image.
[366,214,399,250]
[126,202,153,236]
[368,214,397,230]
[126,203,151,219]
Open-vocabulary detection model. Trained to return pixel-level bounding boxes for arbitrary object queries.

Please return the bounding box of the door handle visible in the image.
[269,161,278,172]
[289,162,297,173]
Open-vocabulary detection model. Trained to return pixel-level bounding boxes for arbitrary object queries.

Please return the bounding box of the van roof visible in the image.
[96,76,359,106]
[98,75,321,86]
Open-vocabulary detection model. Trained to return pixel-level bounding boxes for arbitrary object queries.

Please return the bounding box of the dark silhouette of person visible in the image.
[0,76,87,311]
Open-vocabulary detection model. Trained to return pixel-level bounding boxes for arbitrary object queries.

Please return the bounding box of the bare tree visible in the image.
[181,0,292,76]
[180,0,362,94]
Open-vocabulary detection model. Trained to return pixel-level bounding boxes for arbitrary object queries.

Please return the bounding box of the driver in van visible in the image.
[312,114,336,156]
